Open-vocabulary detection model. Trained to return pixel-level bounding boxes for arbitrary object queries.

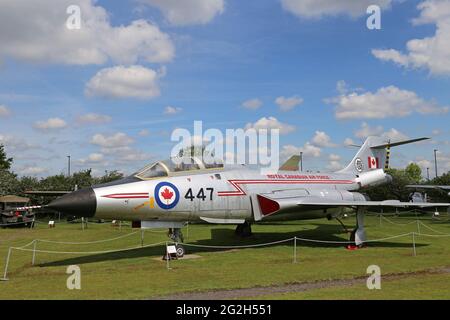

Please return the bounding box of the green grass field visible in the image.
[0,214,449,299]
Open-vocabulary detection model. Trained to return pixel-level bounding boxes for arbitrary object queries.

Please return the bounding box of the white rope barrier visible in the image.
[418,221,449,235]
[10,240,167,255]
[381,216,418,226]
[180,238,295,249]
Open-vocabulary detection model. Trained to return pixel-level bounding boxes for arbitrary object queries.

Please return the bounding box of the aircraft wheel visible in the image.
[176,244,185,258]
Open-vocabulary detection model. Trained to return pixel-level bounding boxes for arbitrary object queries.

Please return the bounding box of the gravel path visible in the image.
[151,267,450,300]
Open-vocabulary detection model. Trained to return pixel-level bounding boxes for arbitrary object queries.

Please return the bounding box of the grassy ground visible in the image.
[0,214,449,299]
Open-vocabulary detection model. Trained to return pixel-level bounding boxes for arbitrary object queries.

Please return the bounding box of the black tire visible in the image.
[176,244,185,258]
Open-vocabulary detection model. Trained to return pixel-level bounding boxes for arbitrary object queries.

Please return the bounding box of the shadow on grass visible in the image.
[38,222,427,267]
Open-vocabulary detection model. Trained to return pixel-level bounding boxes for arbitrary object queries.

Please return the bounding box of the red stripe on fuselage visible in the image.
[218,179,355,196]
[101,193,149,199]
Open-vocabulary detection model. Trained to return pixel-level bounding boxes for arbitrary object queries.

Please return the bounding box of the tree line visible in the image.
[0,145,123,205]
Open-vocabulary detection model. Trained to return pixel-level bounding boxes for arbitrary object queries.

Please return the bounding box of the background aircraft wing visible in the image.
[406,185,450,190]
[24,190,71,196]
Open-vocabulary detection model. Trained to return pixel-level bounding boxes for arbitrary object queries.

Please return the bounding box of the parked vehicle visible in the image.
[0,195,35,228]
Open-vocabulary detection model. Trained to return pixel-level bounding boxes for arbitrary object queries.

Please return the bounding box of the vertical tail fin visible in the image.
[338,136,429,175]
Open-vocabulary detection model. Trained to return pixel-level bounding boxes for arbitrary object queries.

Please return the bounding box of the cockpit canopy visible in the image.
[134,157,224,180]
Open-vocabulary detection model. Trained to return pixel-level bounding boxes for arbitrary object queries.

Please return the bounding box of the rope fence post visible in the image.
[293,237,297,264]
[412,232,416,257]
[416,219,421,235]
[32,240,37,266]
[165,242,171,270]
[141,229,144,247]
[1,247,12,281]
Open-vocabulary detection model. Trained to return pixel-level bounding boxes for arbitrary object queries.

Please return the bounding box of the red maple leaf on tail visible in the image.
[161,188,174,202]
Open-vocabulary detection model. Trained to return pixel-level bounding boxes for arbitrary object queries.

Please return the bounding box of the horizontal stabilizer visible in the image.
[371,137,429,149]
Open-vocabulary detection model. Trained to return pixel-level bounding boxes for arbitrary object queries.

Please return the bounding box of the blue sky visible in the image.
[0,0,449,177]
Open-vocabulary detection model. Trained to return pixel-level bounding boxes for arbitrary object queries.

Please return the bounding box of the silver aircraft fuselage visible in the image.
[89,168,377,223]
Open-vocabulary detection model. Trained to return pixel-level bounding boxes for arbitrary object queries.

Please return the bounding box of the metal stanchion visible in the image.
[412,233,417,257]
[293,237,297,264]
[165,242,171,270]
[141,230,144,247]
[32,240,37,266]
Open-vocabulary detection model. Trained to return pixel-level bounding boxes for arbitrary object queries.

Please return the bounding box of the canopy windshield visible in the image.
[134,157,223,180]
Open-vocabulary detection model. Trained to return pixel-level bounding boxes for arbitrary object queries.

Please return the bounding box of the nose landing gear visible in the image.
[167,228,185,258]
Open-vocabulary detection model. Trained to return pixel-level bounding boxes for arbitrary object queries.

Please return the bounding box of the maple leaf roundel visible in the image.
[154,182,180,210]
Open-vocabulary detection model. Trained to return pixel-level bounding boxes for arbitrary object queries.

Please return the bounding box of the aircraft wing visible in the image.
[294,198,450,208]
[252,194,450,220]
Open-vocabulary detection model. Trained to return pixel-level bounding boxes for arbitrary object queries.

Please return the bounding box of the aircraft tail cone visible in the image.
[47,187,97,218]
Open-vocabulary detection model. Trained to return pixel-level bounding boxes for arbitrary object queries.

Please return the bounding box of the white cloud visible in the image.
[77,113,112,124]
[327,160,343,171]
[281,0,393,19]
[355,122,384,139]
[329,153,341,161]
[242,98,262,110]
[90,132,134,148]
[372,0,450,75]
[19,166,48,176]
[0,105,11,117]
[78,153,105,165]
[85,65,164,99]
[139,0,224,26]
[0,1,174,65]
[164,106,183,115]
[344,137,356,146]
[0,134,39,151]
[327,153,344,172]
[275,95,303,112]
[138,129,150,137]
[245,117,296,135]
[281,142,321,158]
[311,131,336,147]
[327,85,448,119]
[383,128,409,141]
[33,118,67,131]
[354,122,409,141]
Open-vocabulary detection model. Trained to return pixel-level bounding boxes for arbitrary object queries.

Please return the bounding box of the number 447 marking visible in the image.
[185,188,214,201]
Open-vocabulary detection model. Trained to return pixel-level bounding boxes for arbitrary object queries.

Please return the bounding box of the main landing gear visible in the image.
[347,207,367,250]
[168,228,185,258]
[235,221,252,237]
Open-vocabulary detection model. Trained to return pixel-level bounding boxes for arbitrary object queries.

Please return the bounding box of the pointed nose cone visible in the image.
[48,187,97,218]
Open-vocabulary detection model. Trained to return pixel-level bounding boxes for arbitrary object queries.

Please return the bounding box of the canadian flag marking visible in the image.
[368,156,379,169]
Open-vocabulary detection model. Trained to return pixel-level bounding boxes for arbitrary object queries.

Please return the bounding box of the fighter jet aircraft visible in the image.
[44,136,450,255]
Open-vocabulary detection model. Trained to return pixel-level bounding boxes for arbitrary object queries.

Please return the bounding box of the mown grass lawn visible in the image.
[0,214,449,299]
